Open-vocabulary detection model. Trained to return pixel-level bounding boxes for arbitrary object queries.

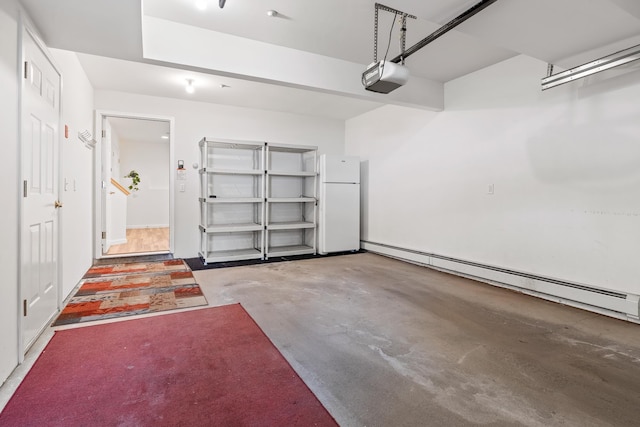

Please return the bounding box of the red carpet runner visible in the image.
[0,304,338,426]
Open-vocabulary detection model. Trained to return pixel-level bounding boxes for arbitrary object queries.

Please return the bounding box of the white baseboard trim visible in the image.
[126,224,169,230]
[362,240,640,323]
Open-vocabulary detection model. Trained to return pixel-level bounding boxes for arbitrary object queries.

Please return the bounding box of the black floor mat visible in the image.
[185,250,365,271]
[93,253,174,266]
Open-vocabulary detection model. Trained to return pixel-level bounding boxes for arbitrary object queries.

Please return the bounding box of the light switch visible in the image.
[179,184,186,192]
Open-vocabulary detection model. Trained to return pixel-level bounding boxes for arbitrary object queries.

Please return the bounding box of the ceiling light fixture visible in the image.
[185,79,195,94]
[219,84,230,89]
[219,0,226,8]
[266,10,278,17]
[161,134,169,140]
[195,0,207,11]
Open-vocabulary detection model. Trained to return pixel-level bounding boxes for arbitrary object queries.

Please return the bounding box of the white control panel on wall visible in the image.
[177,169,187,192]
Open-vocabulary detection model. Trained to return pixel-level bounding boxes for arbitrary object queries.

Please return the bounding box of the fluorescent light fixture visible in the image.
[185,79,195,94]
[195,0,207,11]
[161,135,169,140]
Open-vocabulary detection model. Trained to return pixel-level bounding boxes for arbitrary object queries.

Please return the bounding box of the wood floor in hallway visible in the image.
[106,227,169,255]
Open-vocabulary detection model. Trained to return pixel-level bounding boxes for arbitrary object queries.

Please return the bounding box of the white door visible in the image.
[21,29,61,350]
[101,117,111,253]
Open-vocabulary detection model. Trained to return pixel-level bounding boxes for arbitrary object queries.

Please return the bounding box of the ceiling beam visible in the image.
[142,17,445,111]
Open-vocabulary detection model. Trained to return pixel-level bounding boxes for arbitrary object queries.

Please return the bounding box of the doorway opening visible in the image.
[95,112,175,258]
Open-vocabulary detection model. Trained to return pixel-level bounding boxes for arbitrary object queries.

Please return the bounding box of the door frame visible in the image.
[17,14,63,359]
[94,111,175,258]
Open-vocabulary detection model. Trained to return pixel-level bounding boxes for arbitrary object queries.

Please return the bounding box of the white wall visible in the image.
[49,48,95,299]
[346,55,640,296]
[120,139,170,228]
[94,90,345,258]
[0,0,21,385]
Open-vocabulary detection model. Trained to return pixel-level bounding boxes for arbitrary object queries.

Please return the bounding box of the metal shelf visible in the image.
[200,168,263,175]
[266,244,315,258]
[199,248,263,263]
[267,221,315,231]
[267,197,316,203]
[200,138,317,262]
[199,138,264,150]
[200,223,263,233]
[267,142,318,153]
[267,170,317,177]
[199,197,263,204]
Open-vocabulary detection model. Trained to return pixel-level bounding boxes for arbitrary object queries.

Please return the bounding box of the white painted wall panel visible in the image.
[120,139,170,228]
[347,55,640,296]
[49,49,95,301]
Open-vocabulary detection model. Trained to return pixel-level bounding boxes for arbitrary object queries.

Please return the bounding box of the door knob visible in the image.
[54,200,63,208]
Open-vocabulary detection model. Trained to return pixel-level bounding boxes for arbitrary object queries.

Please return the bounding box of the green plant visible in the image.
[124,170,141,191]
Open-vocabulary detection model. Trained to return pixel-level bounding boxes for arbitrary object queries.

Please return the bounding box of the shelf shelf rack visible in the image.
[198,139,318,263]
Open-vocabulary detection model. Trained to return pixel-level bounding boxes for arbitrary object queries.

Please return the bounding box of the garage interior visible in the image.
[1,1,640,425]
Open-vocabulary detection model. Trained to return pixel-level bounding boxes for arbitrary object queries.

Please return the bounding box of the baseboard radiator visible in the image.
[362,241,640,323]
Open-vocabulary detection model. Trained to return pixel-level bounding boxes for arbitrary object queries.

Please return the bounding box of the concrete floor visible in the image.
[195,252,640,427]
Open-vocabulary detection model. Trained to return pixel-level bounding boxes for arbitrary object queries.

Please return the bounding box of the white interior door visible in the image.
[102,117,111,253]
[21,28,61,351]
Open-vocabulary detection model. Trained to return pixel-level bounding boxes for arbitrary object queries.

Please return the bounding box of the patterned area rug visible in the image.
[83,259,188,277]
[52,260,208,326]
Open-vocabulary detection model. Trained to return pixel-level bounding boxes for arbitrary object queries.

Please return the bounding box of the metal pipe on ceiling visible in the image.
[541,44,640,90]
[389,0,499,64]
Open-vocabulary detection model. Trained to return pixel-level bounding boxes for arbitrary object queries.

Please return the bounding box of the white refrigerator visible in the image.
[319,155,360,254]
